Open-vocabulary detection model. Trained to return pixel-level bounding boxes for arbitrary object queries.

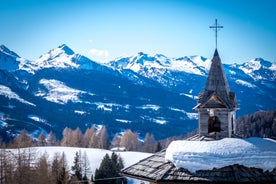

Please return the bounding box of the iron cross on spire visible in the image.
[209,19,223,49]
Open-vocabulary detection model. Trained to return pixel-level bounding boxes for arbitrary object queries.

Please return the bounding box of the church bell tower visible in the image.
[194,19,239,138]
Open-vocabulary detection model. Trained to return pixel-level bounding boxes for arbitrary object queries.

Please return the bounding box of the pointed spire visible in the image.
[214,49,219,56]
[204,49,230,105]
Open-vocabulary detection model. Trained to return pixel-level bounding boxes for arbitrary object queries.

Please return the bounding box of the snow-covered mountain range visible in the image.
[0,44,275,141]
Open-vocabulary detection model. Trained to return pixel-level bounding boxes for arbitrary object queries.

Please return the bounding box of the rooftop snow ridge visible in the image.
[165,137,276,173]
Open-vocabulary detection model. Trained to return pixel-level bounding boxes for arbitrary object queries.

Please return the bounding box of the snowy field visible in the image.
[165,137,276,172]
[9,146,152,184]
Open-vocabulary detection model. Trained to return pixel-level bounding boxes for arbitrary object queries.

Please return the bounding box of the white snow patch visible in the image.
[28,114,47,123]
[0,112,8,127]
[169,107,186,114]
[93,102,122,112]
[186,112,198,120]
[74,110,87,115]
[169,108,198,120]
[17,58,37,74]
[170,58,203,75]
[229,70,236,75]
[153,119,167,125]
[36,79,93,104]
[240,59,262,74]
[0,120,8,128]
[27,114,52,128]
[136,104,160,111]
[235,79,257,88]
[115,119,132,123]
[238,59,265,80]
[269,63,276,70]
[190,56,211,71]
[180,93,198,100]
[0,85,35,106]
[97,104,112,111]
[165,137,276,173]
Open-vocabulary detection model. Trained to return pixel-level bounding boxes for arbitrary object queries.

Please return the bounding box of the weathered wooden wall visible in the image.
[198,109,236,138]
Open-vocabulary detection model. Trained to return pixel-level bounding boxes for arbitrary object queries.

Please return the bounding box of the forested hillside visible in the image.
[236,110,276,139]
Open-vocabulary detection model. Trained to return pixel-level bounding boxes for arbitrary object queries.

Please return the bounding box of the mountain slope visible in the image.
[0,45,275,141]
[109,52,276,115]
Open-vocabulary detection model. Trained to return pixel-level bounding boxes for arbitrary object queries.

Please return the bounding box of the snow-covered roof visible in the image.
[165,137,276,173]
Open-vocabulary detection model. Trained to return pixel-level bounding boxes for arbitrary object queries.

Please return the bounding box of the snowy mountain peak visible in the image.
[35,44,78,69]
[109,52,212,77]
[253,58,273,68]
[138,51,145,56]
[243,58,273,71]
[132,52,154,64]
[0,45,20,58]
[0,45,21,71]
[41,44,75,59]
[245,58,274,70]
[58,44,75,55]
[33,45,106,71]
[238,58,276,80]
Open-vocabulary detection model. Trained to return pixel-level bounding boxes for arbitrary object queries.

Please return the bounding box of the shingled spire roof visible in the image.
[195,49,237,109]
[205,49,229,94]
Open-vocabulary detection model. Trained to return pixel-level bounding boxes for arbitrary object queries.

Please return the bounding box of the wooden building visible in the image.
[193,49,238,139]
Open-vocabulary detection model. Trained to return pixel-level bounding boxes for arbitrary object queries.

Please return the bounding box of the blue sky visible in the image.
[0,0,275,63]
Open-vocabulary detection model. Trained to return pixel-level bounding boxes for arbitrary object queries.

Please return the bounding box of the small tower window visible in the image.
[208,116,221,133]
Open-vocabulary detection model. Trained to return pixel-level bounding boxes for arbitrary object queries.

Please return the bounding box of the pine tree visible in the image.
[71,151,82,181]
[111,152,126,184]
[59,167,70,184]
[95,153,126,184]
[95,154,115,184]
[82,151,91,184]
[58,152,70,184]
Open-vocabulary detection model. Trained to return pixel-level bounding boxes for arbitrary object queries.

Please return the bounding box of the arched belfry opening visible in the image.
[208,116,221,133]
